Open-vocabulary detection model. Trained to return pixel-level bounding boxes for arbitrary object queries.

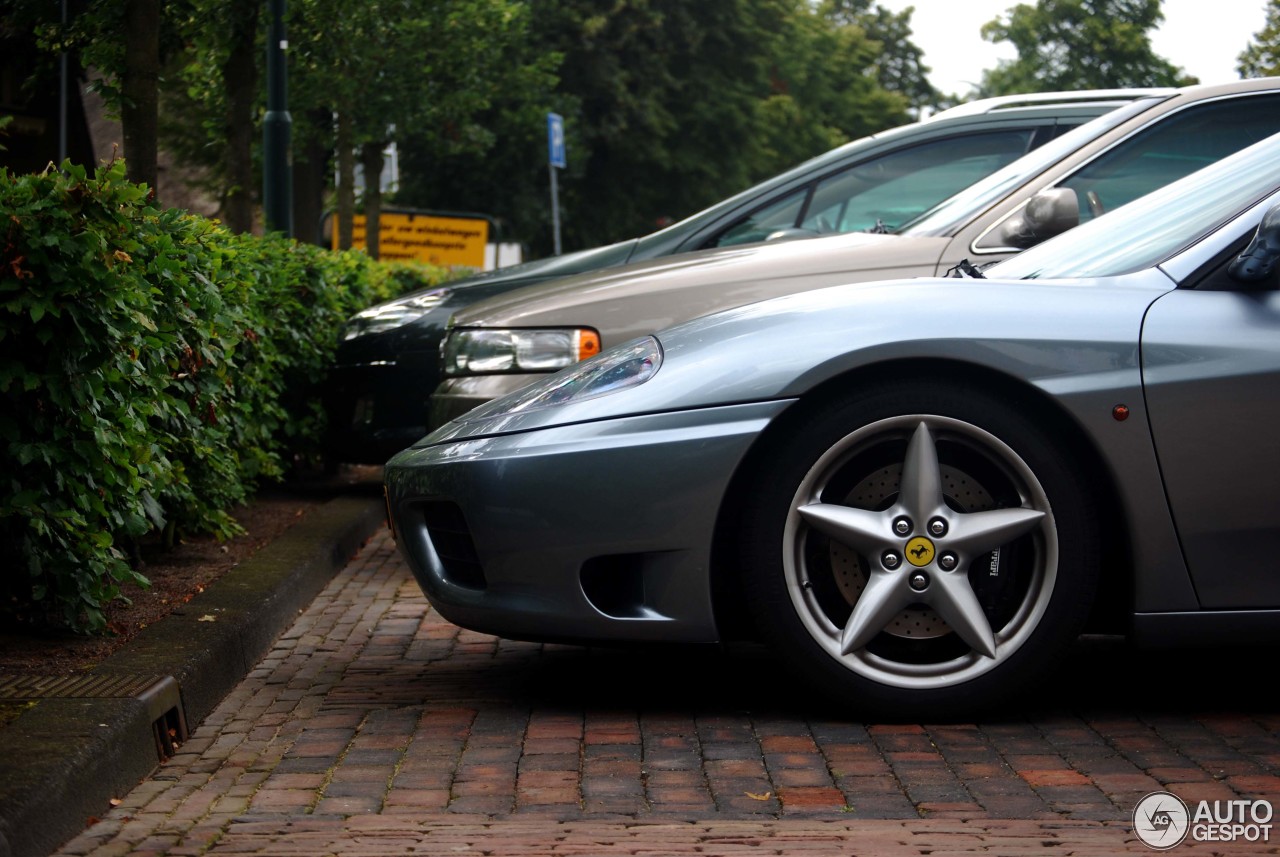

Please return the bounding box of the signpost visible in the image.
[547,112,565,255]
[263,0,293,236]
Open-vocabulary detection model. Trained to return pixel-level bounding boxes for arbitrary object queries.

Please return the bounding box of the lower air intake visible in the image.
[421,500,487,590]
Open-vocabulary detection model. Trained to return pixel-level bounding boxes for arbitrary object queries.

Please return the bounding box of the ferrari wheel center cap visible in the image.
[904,536,935,567]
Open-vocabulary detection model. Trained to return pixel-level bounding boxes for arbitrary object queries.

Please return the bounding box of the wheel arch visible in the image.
[709,357,1133,641]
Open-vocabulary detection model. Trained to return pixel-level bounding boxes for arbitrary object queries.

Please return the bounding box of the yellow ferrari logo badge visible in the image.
[905,537,935,567]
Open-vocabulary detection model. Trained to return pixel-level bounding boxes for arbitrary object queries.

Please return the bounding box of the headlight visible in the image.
[442,327,601,375]
[456,336,662,422]
[342,288,451,340]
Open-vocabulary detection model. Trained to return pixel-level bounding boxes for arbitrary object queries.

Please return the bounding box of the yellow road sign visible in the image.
[336,212,490,268]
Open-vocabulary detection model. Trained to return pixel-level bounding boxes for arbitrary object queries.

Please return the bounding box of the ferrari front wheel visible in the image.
[741,381,1100,717]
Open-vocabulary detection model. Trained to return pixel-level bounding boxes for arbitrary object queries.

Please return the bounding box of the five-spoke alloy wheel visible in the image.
[742,381,1099,716]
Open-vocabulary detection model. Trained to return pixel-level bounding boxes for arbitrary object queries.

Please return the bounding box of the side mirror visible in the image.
[1228,201,1280,287]
[994,188,1081,249]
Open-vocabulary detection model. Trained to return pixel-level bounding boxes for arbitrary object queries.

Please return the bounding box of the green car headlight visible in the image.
[342,289,451,340]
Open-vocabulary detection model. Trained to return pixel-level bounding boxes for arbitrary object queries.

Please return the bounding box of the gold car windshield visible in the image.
[986,131,1280,281]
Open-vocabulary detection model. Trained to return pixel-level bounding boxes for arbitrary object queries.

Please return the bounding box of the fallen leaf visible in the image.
[197,614,217,622]
[109,798,122,807]
[746,791,772,801]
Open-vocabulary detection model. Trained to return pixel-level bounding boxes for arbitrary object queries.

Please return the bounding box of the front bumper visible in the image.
[324,304,457,465]
[385,399,792,643]
[324,354,440,463]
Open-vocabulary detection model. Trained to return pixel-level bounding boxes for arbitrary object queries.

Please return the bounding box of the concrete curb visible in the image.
[0,495,386,857]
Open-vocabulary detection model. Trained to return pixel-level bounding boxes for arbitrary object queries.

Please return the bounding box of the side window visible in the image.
[1059,94,1280,224]
[800,130,1035,234]
[1045,120,1089,142]
[714,190,806,247]
[709,129,1036,249]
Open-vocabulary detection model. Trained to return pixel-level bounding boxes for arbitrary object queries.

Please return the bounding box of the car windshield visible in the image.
[986,131,1280,280]
[638,128,894,241]
[897,98,1162,237]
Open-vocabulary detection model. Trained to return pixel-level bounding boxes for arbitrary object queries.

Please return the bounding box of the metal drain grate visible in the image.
[0,673,166,700]
[0,673,190,761]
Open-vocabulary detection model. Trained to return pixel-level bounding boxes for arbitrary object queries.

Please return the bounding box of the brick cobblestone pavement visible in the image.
[55,529,1280,856]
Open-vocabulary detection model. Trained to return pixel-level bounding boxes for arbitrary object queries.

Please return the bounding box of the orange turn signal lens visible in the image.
[577,330,602,362]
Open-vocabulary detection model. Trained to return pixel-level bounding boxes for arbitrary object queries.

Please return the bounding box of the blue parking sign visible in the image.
[547,112,566,169]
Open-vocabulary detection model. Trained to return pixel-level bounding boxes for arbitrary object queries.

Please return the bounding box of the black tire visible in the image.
[740,379,1100,718]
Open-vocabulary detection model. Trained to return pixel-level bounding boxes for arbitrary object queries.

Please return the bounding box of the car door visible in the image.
[1140,223,1280,609]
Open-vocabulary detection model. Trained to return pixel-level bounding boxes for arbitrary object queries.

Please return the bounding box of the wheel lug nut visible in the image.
[938,552,958,571]
[909,572,930,592]
[929,518,948,537]
[882,551,902,570]
[893,517,912,536]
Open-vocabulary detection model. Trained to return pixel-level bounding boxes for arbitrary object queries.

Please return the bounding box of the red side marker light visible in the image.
[1112,404,1130,422]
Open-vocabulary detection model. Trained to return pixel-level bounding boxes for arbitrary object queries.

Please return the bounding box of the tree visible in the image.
[397,0,913,255]
[1239,0,1280,78]
[7,0,918,256]
[977,0,1196,96]
[753,2,911,178]
[121,0,161,189]
[10,0,176,191]
[290,0,555,256]
[400,0,782,251]
[161,0,261,232]
[819,0,942,113]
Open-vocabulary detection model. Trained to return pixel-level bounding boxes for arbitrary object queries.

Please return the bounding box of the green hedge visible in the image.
[0,161,448,631]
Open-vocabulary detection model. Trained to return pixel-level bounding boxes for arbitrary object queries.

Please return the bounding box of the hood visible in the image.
[424,269,1175,445]
[378,238,642,307]
[451,231,951,335]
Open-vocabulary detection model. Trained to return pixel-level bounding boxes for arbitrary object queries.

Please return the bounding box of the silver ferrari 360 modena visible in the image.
[385,133,1280,716]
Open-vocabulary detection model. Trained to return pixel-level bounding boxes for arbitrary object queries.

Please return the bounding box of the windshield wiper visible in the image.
[946,259,986,279]
[864,219,893,234]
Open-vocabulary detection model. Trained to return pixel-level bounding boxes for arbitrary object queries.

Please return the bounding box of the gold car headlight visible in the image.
[442,327,602,376]
[454,336,662,422]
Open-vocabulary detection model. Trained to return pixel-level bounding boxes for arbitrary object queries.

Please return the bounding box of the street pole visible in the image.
[549,166,561,256]
[263,0,293,236]
[58,0,67,164]
[547,113,566,256]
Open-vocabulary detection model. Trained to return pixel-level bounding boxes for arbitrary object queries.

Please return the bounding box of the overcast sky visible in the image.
[875,0,1270,97]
